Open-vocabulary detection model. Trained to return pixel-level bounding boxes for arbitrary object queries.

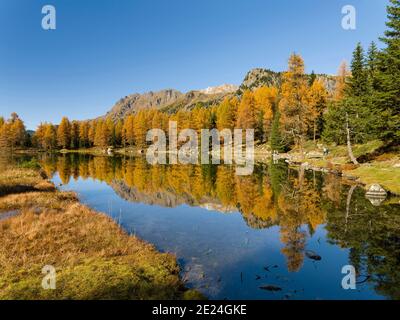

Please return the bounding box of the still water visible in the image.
[37,154,400,299]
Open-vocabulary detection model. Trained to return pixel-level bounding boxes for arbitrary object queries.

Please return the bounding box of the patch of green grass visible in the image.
[352,140,384,158]
[0,257,184,300]
[346,165,400,195]
[18,158,41,170]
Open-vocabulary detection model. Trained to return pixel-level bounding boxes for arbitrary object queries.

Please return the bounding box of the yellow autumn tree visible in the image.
[115,120,123,146]
[278,53,310,154]
[308,79,328,143]
[88,121,96,147]
[216,97,238,131]
[122,115,135,147]
[191,106,212,133]
[133,111,149,148]
[254,86,278,142]
[94,119,110,147]
[334,61,350,101]
[79,121,90,148]
[10,115,26,150]
[57,117,71,149]
[43,123,57,150]
[70,120,80,149]
[236,90,257,130]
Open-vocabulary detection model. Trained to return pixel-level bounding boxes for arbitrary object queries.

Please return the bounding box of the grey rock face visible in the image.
[239,68,337,95]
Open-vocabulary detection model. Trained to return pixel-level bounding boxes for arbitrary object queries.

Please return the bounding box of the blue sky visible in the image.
[0,0,389,129]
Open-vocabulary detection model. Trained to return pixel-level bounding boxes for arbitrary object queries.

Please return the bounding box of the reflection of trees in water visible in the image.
[323,185,400,299]
[38,154,400,298]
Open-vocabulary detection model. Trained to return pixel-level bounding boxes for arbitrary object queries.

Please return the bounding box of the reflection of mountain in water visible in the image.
[111,179,237,213]
[35,153,400,300]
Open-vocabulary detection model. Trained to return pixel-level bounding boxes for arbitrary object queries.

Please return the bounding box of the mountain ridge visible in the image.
[101,68,337,121]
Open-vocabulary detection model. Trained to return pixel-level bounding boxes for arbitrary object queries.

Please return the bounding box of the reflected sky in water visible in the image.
[38,153,399,300]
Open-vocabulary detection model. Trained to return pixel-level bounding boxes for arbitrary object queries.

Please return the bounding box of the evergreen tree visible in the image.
[347,43,368,97]
[375,0,400,143]
[308,70,317,86]
[367,42,379,85]
[270,112,285,152]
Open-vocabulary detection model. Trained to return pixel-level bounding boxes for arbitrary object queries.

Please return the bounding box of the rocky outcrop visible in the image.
[103,88,234,121]
[199,84,238,95]
[239,68,337,95]
[240,68,282,91]
[101,68,337,122]
[104,89,183,121]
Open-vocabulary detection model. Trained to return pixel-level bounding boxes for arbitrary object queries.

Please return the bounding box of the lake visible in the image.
[30,153,400,299]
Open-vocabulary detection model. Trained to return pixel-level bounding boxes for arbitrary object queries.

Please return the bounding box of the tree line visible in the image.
[1,0,398,156]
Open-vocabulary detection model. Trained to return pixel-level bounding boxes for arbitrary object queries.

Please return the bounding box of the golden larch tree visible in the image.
[278,53,310,154]
[57,117,71,149]
[236,90,257,130]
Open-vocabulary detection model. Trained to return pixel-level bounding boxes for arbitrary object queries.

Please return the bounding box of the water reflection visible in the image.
[38,153,400,299]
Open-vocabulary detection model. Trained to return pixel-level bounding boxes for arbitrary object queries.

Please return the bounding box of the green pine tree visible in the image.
[375,0,400,143]
[308,70,317,86]
[270,112,285,152]
[347,43,368,97]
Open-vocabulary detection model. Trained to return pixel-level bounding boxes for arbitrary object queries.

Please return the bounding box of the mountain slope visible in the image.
[103,86,237,121]
[102,68,337,121]
[239,68,337,95]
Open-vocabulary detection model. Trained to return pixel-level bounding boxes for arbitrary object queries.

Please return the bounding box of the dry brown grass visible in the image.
[0,167,200,300]
[0,191,77,212]
[0,168,54,196]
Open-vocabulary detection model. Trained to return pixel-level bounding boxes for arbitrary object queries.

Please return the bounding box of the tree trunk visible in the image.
[345,185,357,234]
[313,121,316,145]
[346,112,358,165]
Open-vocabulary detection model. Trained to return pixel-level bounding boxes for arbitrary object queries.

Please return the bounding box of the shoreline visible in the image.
[0,164,202,300]
[8,141,400,196]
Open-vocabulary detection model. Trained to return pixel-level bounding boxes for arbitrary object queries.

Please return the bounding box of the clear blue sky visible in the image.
[0,0,389,129]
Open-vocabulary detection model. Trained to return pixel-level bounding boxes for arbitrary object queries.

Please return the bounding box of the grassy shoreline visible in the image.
[283,140,400,195]
[9,139,400,195]
[0,165,202,300]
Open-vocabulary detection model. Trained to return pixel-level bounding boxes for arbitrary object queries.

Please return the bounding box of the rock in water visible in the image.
[259,285,282,291]
[305,250,322,261]
[365,184,387,206]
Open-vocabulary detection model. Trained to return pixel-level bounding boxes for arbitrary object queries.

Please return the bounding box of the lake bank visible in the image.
[280,140,400,196]
[0,165,201,300]
[8,138,400,196]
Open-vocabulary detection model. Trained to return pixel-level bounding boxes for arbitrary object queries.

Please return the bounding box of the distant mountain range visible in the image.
[102,68,337,121]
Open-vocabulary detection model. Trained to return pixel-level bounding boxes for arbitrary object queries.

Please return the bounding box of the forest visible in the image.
[1,0,399,162]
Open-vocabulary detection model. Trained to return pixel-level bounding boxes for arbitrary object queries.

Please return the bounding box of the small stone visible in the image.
[367,184,387,194]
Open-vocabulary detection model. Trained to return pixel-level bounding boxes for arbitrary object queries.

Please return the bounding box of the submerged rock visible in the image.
[259,285,282,291]
[305,250,322,261]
